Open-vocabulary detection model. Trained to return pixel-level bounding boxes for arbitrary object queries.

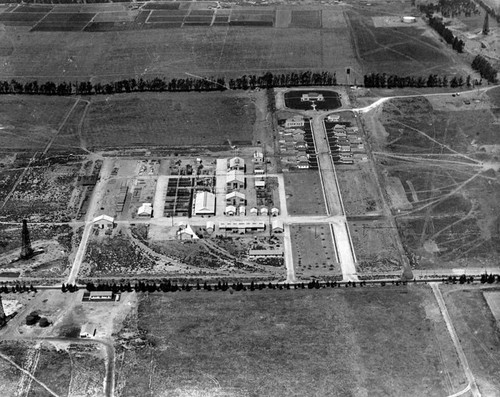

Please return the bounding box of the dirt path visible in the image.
[431,283,481,397]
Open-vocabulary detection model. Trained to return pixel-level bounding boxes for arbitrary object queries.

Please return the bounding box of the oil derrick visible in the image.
[20,219,34,259]
[0,295,6,327]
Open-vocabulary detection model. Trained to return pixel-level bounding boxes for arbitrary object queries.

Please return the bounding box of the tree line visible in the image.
[471,55,498,83]
[0,71,337,96]
[419,0,479,18]
[428,16,465,53]
[363,73,478,88]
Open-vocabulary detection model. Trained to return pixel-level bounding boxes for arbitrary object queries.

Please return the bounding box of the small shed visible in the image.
[271,207,279,217]
[137,203,153,217]
[260,207,269,216]
[250,207,258,216]
[80,323,96,338]
[225,205,237,216]
[206,221,215,234]
[255,180,266,189]
[238,205,246,216]
[177,224,198,240]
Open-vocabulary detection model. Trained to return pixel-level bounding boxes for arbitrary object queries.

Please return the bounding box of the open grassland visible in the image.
[368,96,500,270]
[346,7,465,76]
[115,286,466,397]
[0,22,358,82]
[443,287,500,396]
[0,96,77,150]
[283,171,326,215]
[82,92,255,149]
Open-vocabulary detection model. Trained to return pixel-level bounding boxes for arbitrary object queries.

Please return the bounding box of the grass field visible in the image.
[283,171,326,215]
[115,286,466,396]
[0,96,77,150]
[443,287,500,396]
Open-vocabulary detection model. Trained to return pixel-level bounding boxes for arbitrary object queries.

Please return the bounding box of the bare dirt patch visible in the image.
[283,171,326,215]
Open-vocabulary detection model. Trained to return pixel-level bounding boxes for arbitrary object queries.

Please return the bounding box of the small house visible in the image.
[250,207,258,216]
[227,156,245,171]
[92,215,114,229]
[284,116,304,128]
[225,205,237,216]
[80,323,96,338]
[226,191,246,206]
[177,224,198,240]
[226,170,245,191]
[271,207,279,217]
[206,221,215,234]
[260,207,269,216]
[238,205,246,216]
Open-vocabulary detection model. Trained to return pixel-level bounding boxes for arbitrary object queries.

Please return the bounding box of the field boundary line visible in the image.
[42,97,81,156]
[29,6,54,31]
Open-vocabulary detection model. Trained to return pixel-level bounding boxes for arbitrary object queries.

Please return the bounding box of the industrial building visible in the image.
[193,191,216,216]
[219,221,265,233]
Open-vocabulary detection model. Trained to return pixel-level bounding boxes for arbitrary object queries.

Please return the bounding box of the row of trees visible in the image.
[471,55,498,83]
[428,16,465,53]
[419,0,479,18]
[0,71,337,96]
[363,73,477,88]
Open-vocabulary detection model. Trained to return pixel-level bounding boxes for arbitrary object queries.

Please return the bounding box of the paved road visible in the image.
[310,116,343,216]
[431,283,481,397]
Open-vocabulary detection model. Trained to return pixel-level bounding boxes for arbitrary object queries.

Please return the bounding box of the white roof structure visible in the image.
[255,180,266,188]
[92,215,114,224]
[225,205,237,215]
[226,170,245,184]
[137,203,152,217]
[80,323,96,338]
[250,207,258,215]
[226,191,246,200]
[238,205,246,215]
[327,114,341,121]
[272,219,284,231]
[177,224,199,240]
[260,207,269,215]
[219,221,265,230]
[194,191,216,215]
[253,151,264,160]
[271,207,279,215]
[228,156,245,169]
[206,221,215,231]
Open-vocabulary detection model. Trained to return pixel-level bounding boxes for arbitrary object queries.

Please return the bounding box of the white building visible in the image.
[260,207,269,216]
[80,323,96,338]
[284,116,305,128]
[177,224,198,240]
[206,221,215,233]
[255,180,266,189]
[226,191,246,206]
[253,151,264,163]
[250,207,258,216]
[137,203,153,217]
[327,114,341,122]
[219,221,265,233]
[271,207,279,217]
[92,215,114,229]
[271,219,284,233]
[301,92,324,102]
[226,170,245,190]
[238,205,246,216]
[194,191,216,216]
[225,205,237,216]
[227,156,245,171]
[402,16,416,23]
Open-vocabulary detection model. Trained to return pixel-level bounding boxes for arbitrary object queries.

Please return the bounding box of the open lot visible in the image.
[363,95,500,271]
[283,171,326,215]
[346,6,466,76]
[290,224,341,279]
[443,286,500,396]
[115,286,466,397]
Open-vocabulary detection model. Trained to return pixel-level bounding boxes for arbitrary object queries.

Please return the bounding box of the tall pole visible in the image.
[20,219,34,259]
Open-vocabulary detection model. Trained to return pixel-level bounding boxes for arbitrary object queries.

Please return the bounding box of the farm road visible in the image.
[431,283,481,397]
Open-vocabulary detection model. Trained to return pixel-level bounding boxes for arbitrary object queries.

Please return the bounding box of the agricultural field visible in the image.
[364,95,500,271]
[283,171,326,215]
[290,224,341,279]
[0,341,105,397]
[349,220,403,274]
[0,11,359,83]
[114,286,466,397]
[443,286,500,396]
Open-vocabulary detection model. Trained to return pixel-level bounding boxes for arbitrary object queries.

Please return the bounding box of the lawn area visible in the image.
[115,286,466,397]
[283,170,326,215]
[443,286,500,396]
[82,91,256,149]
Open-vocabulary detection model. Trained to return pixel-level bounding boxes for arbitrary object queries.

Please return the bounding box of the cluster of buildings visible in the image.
[278,115,317,169]
[324,114,365,165]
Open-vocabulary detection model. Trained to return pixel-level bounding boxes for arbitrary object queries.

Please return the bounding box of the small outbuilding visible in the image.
[272,219,284,233]
[227,156,245,171]
[137,203,153,217]
[80,323,96,338]
[255,180,266,189]
[238,205,246,216]
[260,207,269,216]
[225,205,237,216]
[206,221,215,233]
[271,207,279,217]
[177,224,199,240]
